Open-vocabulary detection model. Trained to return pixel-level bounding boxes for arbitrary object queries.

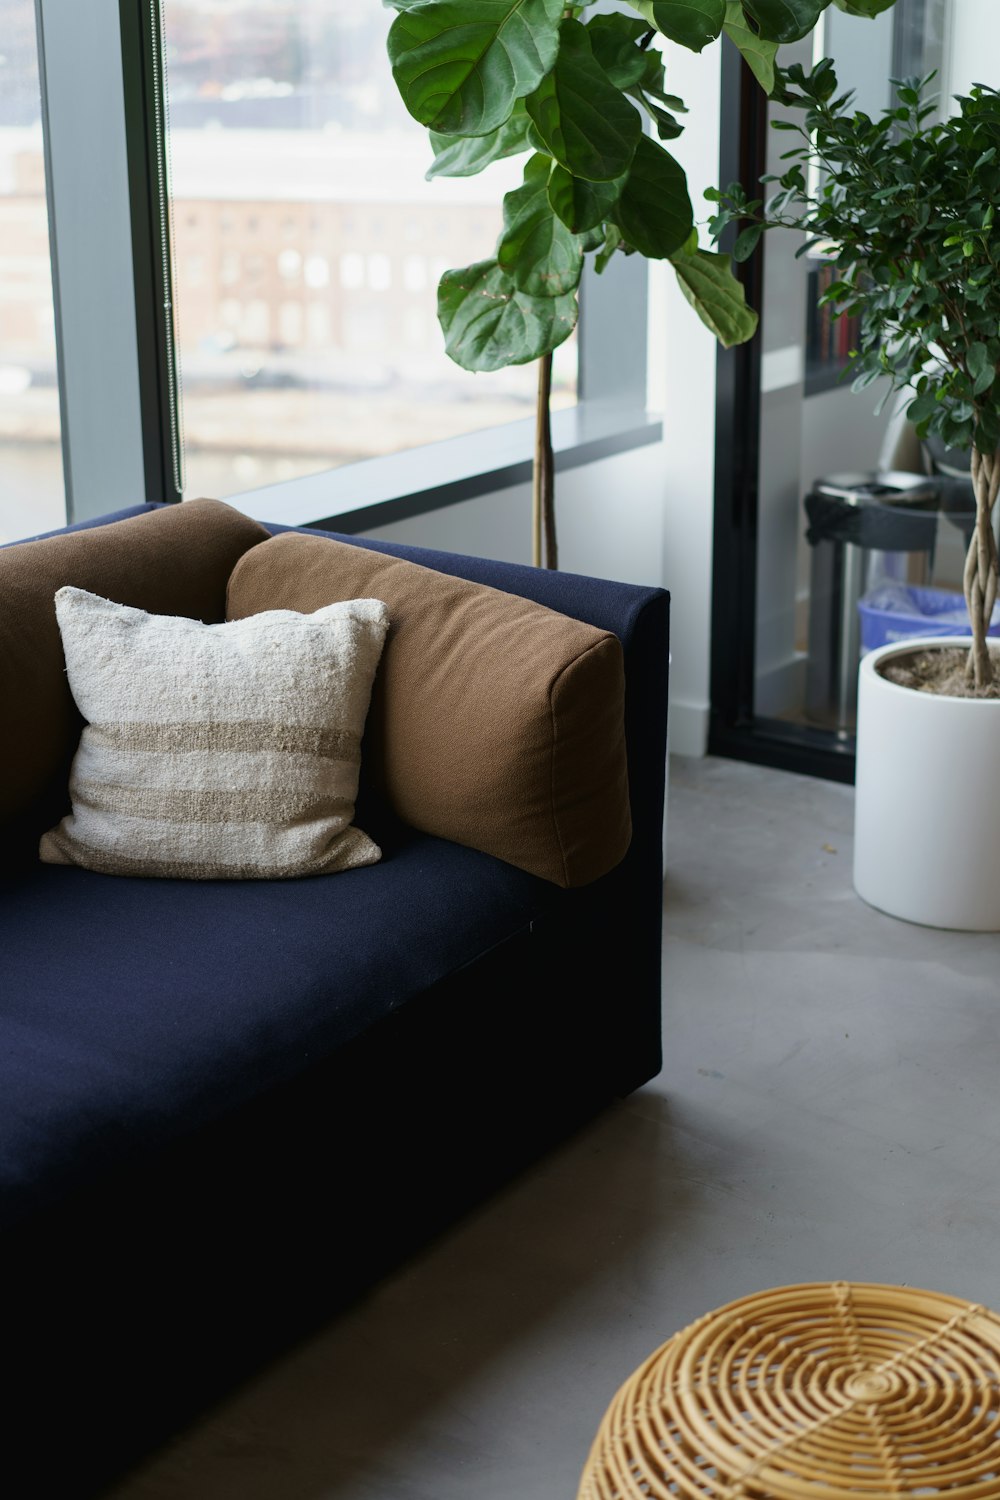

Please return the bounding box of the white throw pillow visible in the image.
[40,585,389,880]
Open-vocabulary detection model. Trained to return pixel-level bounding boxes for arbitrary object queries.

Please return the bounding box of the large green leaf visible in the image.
[427,106,531,177]
[722,1,778,94]
[648,0,726,52]
[616,134,693,258]
[525,18,642,182]
[388,0,563,137]
[584,14,649,89]
[741,0,827,44]
[671,247,759,346]
[438,258,578,370]
[832,0,896,14]
[498,154,584,296]
[548,162,626,232]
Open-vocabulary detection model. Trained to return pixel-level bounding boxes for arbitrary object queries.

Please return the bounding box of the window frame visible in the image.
[34,0,152,522]
[709,41,857,786]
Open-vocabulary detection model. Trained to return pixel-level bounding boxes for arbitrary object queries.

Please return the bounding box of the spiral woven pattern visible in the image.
[578,1282,1000,1499]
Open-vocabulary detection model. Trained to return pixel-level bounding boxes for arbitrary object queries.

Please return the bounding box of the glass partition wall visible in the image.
[711,0,996,781]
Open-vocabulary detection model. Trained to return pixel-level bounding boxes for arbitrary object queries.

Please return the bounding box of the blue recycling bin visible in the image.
[858,580,1000,654]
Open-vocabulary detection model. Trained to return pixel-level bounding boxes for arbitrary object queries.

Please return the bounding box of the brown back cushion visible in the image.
[226,532,631,888]
[0,499,269,828]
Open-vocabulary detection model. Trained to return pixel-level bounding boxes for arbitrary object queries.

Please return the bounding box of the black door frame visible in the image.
[708,41,856,786]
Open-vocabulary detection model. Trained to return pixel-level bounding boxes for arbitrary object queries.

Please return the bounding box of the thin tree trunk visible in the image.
[532,352,556,570]
[963,445,1000,688]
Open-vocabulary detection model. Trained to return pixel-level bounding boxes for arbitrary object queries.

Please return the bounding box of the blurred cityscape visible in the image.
[0,0,576,541]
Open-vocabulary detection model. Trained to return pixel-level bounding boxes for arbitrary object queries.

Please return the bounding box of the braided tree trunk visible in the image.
[963,445,1000,688]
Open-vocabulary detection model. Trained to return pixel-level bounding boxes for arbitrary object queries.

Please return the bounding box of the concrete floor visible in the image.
[106,755,1000,1500]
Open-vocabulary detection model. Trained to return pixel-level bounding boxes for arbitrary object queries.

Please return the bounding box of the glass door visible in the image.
[711,0,999,779]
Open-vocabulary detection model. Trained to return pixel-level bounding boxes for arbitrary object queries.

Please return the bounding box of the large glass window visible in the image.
[0,0,65,543]
[160,0,578,503]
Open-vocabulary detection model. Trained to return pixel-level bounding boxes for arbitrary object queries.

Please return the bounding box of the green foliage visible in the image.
[832,0,896,15]
[387,0,563,136]
[709,63,1000,454]
[525,19,642,181]
[548,162,626,233]
[387,0,898,373]
[721,2,779,93]
[437,259,578,370]
[498,154,585,294]
[672,242,759,346]
[742,0,827,45]
[616,133,693,258]
[633,0,726,53]
[427,108,532,178]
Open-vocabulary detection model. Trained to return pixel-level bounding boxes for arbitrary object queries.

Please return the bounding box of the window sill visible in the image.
[225,401,663,534]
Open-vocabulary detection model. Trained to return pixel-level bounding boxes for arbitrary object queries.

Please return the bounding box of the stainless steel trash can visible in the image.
[804,470,940,733]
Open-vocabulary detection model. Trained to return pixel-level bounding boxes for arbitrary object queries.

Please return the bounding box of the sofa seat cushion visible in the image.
[0,833,558,1232]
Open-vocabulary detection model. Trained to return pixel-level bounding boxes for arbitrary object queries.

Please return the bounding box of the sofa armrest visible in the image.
[291,529,670,849]
[290,528,670,813]
[282,524,662,639]
[291,523,671,1091]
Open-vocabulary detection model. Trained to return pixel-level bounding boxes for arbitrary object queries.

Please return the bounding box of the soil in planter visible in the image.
[878,645,1000,699]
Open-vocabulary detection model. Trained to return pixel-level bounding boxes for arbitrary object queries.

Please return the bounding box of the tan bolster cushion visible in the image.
[0,499,270,826]
[226,532,631,888]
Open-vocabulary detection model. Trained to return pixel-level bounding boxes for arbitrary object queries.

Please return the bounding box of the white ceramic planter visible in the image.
[854,636,1000,930]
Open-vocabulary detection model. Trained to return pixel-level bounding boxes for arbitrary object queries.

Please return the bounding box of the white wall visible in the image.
[364,442,667,589]
[650,41,722,759]
[947,0,999,98]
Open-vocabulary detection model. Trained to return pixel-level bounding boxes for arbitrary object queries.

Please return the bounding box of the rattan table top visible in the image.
[578,1281,1000,1499]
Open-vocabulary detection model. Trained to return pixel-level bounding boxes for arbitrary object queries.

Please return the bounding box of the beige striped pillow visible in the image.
[40,585,389,880]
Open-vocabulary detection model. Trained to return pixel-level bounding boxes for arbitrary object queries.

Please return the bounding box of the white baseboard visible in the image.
[667,699,709,759]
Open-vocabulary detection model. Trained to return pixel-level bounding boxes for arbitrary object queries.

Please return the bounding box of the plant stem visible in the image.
[533,351,556,570]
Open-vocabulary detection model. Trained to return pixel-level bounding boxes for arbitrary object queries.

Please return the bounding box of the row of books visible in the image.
[804,259,862,395]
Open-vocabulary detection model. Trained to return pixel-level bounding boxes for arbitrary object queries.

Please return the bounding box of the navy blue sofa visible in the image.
[2,504,669,1494]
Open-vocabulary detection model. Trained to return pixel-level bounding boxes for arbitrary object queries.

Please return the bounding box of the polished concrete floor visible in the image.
[106,755,1000,1500]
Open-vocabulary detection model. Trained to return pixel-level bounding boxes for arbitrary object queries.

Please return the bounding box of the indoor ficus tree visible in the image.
[386,0,897,568]
[708,61,1000,688]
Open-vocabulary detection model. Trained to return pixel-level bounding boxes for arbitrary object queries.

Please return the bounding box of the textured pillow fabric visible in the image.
[40,586,389,880]
[0,498,269,830]
[226,533,631,889]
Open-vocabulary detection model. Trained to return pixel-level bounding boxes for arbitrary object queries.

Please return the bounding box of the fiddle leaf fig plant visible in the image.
[386,0,897,567]
[708,63,1000,688]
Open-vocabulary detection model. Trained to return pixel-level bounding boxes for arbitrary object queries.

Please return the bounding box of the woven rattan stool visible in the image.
[577,1281,1000,1498]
